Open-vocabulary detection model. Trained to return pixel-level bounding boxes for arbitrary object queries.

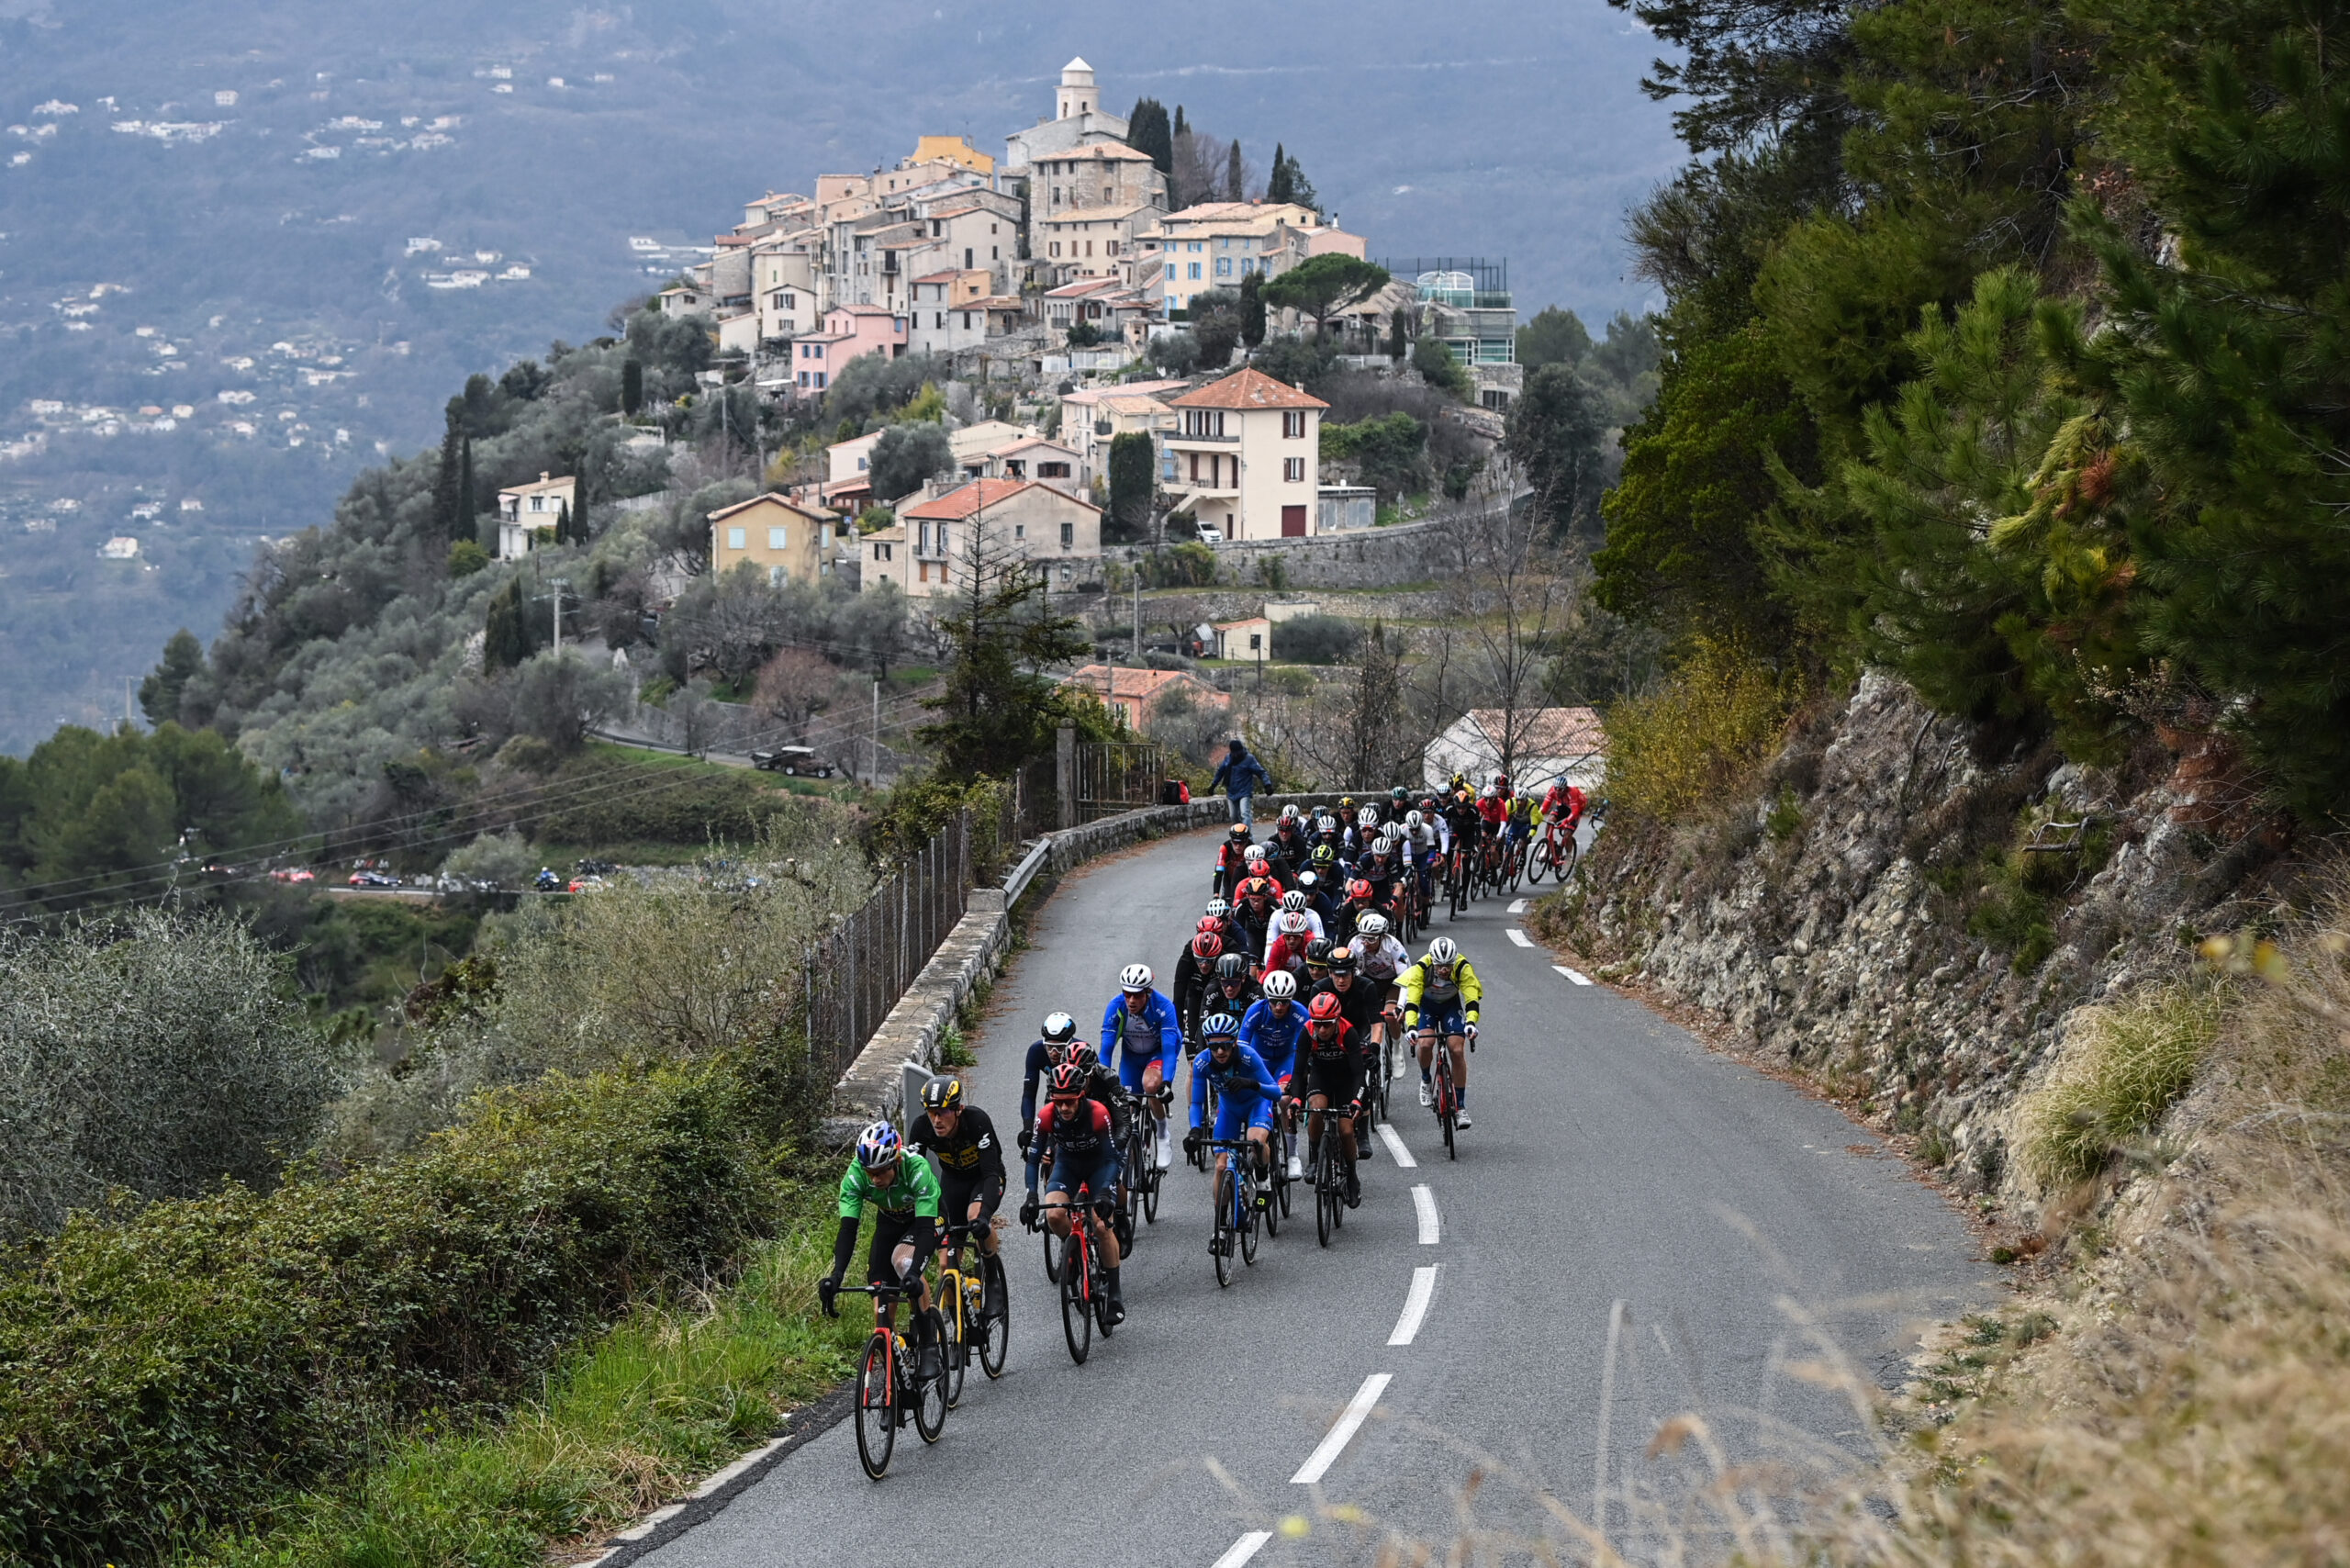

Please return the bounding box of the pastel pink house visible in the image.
[790,304,908,394]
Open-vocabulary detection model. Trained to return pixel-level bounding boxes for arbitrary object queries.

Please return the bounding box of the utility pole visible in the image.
[550,577,569,654]
[871,678,879,783]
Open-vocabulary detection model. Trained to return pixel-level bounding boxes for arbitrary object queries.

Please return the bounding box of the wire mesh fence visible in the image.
[802,811,972,1086]
[1073,741,1166,823]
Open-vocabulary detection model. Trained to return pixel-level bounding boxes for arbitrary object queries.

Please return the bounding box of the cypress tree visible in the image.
[432,404,463,543]
[457,435,476,544]
[621,357,643,416]
[1268,143,1292,205]
[1239,273,1267,348]
[484,577,532,671]
[1226,140,1244,202]
[554,499,572,547]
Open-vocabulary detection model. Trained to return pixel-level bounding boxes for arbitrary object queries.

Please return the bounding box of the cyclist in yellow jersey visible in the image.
[1397,936,1483,1128]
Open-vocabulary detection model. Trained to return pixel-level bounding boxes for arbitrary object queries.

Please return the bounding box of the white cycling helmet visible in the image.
[1356,913,1390,937]
[1404,810,1423,828]
[1244,843,1270,863]
[1295,869,1318,890]
[1261,969,1298,999]
[1359,805,1380,828]
[1317,813,1338,833]
[1119,962,1154,991]
[1281,890,1307,913]
[1482,784,1499,799]
[1280,803,1300,823]
[1204,898,1230,919]
[1279,911,1310,935]
[1042,1011,1078,1043]
[1426,937,1459,967]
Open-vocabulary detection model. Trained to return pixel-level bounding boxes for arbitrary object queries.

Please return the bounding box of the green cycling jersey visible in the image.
[836,1152,943,1219]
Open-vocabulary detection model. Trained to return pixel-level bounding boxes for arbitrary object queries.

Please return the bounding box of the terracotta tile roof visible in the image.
[1170,366,1329,412]
[1068,665,1226,702]
[1064,379,1190,405]
[706,491,831,523]
[901,477,1101,521]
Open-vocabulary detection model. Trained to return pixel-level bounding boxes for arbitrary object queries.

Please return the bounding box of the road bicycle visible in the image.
[1117,1091,1166,1239]
[1309,1110,1353,1247]
[1446,843,1473,920]
[1262,1096,1296,1236]
[1038,1183,1115,1365]
[1416,1027,1461,1161]
[1501,831,1529,893]
[935,1220,1008,1407]
[1527,817,1579,884]
[835,1279,949,1480]
[1203,1136,1266,1287]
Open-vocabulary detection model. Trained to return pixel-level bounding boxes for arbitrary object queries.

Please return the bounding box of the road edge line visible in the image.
[1388,1265,1439,1345]
[1291,1372,1393,1484]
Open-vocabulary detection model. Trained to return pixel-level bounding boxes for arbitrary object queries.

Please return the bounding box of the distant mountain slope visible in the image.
[0,0,1680,751]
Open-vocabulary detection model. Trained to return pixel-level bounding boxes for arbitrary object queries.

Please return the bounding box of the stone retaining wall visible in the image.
[820,791,1357,1140]
[1096,509,1494,592]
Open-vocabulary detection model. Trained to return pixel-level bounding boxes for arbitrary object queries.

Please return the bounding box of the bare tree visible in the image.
[1275,623,1416,789]
[754,646,838,736]
[1432,485,1571,782]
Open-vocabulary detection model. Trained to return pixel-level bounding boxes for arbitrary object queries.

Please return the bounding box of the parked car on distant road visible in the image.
[270,867,317,884]
[347,869,400,889]
[751,745,834,777]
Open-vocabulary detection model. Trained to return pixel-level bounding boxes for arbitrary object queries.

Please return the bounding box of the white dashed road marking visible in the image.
[1388,1265,1439,1345]
[1212,1530,1272,1567]
[1291,1373,1393,1484]
[1377,1123,1417,1168]
[1508,898,1528,913]
[1554,964,1593,986]
[1412,1183,1440,1244]
[1507,928,1534,946]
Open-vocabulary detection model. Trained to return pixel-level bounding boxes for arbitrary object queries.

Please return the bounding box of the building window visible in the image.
[937,521,949,554]
[1283,457,1305,482]
[1051,241,1061,258]
[918,521,930,553]
[768,565,786,586]
[1014,523,1025,540]
[1282,410,1306,439]
[768,525,788,549]
[1216,258,1232,277]
[935,311,946,328]
[1040,461,1070,478]
[1188,262,1202,280]
[1060,521,1074,546]
[814,372,826,388]
[727,527,746,550]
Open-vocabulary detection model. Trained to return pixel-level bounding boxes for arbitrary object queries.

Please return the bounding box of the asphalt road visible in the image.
[638,826,1994,1566]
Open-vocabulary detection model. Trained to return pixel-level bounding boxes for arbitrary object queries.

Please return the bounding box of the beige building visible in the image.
[496,471,576,559]
[1060,382,1185,488]
[1004,58,1132,175]
[1165,368,1327,541]
[1138,201,1366,315]
[894,477,1102,597]
[707,492,852,587]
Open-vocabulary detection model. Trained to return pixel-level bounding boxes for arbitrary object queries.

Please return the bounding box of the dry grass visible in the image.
[2016,982,2226,1189]
[1604,639,1803,823]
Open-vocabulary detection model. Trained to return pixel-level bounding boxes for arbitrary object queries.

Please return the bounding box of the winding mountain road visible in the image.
[637,825,1993,1565]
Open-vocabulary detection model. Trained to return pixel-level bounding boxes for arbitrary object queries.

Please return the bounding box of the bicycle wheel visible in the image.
[1093,1254,1116,1338]
[1058,1233,1091,1364]
[1213,1169,1235,1288]
[940,1281,968,1409]
[1528,837,1551,884]
[854,1332,897,1481]
[1142,1159,1161,1224]
[913,1324,948,1443]
[979,1255,1010,1379]
[1315,1146,1335,1248]
[1240,1177,1261,1266]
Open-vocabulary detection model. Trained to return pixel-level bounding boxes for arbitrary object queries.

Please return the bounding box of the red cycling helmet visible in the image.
[1191,931,1224,960]
[1307,991,1344,1023]
[1196,913,1222,933]
[1347,878,1373,902]
[1048,1061,1089,1099]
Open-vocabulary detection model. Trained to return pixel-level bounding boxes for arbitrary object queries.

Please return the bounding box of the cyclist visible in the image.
[1293,991,1368,1207]
[1242,841,1290,897]
[1354,833,1405,912]
[1199,897,1243,955]
[1268,808,1314,876]
[819,1121,947,1376]
[1278,887,1326,944]
[1205,949,1259,1021]
[1400,935,1483,1128]
[1539,775,1588,862]
[1263,909,1318,978]
[1024,1063,1125,1324]
[1240,969,1309,1178]
[1300,935,1337,992]
[1388,784,1412,815]
[1102,963,1181,1169]
[1330,876,1378,947]
[1293,868,1340,930]
[1172,924,1226,1044]
[1348,910,1411,1048]
[1311,815,1345,859]
[1213,822,1255,899]
[1018,1014,1125,1157]
[907,1075,1007,1312]
[1502,780,1538,864]
[1400,809,1442,910]
[1182,1013,1288,1228]
[1334,796,1360,838]
[1231,874,1280,958]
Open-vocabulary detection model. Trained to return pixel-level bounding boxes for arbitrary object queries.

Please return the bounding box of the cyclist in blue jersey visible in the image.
[1181,1013,1288,1235]
[1239,969,1309,1180]
[1102,961,1182,1170]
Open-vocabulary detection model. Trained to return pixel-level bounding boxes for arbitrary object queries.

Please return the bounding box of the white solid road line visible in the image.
[1554,964,1593,986]
[1507,927,1535,946]
[1388,1265,1439,1346]
[1508,898,1528,913]
[1211,1530,1272,1568]
[1377,1122,1417,1168]
[1412,1182,1440,1244]
[1291,1372,1394,1484]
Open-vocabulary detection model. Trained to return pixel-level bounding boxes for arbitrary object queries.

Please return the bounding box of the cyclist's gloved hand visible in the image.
[1019,1192,1039,1229]
[816,1276,839,1317]
[1016,1126,1032,1155]
[1182,1126,1203,1158]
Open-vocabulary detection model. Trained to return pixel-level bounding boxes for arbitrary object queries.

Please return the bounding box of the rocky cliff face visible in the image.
[1553,672,2297,1211]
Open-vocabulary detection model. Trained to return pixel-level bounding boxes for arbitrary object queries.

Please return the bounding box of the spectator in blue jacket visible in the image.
[1208,738,1273,830]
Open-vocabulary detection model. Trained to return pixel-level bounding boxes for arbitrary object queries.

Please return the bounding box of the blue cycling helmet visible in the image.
[856,1120,902,1169]
[1202,1012,1241,1041]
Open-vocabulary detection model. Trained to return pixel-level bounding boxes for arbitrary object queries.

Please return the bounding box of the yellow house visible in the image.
[707,492,845,586]
[910,135,995,177]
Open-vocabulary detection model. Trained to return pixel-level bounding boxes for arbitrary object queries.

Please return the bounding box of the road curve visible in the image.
[637,826,1993,1566]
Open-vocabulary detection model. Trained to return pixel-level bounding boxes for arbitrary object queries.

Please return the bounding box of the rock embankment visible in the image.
[1555,672,2296,1211]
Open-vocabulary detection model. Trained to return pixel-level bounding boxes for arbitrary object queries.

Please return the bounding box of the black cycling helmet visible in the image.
[921,1074,965,1113]
[1215,952,1249,981]
[1304,937,1334,967]
[1326,948,1357,973]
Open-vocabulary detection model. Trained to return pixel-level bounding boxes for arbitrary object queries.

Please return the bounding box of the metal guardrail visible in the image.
[1002,836,1054,905]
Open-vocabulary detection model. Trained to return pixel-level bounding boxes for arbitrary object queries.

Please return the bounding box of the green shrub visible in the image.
[1603,639,1800,822]
[1270,613,1361,665]
[0,1058,788,1566]
[2019,985,2224,1188]
[447,540,489,577]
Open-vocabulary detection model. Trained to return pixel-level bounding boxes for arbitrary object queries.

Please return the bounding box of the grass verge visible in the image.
[192,1183,865,1568]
